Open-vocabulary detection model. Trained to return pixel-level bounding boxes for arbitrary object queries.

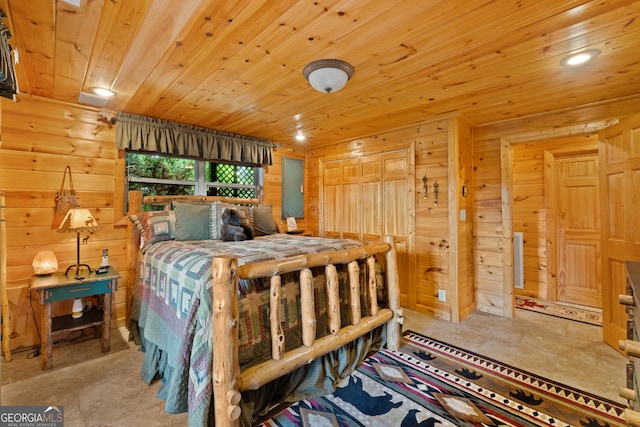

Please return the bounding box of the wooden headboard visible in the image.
[136,194,260,211]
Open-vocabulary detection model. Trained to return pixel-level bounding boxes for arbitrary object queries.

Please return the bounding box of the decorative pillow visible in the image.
[210,202,222,240]
[253,205,277,236]
[173,202,211,241]
[129,210,175,251]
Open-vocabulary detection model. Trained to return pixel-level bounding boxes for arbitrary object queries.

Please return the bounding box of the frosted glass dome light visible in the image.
[303,59,354,93]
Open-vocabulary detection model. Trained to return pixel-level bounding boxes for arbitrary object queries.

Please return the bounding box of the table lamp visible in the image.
[57,208,99,280]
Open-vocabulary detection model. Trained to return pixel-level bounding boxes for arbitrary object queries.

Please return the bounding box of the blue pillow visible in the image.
[173,202,211,240]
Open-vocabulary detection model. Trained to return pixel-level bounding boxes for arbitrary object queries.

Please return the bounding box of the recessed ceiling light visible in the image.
[295,132,306,142]
[560,49,600,67]
[89,87,116,97]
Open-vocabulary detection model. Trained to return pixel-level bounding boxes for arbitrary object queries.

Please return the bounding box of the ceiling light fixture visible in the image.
[303,59,354,93]
[89,86,116,97]
[295,132,306,142]
[560,49,600,67]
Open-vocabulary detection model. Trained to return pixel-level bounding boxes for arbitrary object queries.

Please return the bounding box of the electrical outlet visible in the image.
[438,289,446,302]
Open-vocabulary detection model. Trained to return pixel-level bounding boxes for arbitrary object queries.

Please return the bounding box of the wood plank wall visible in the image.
[452,117,475,321]
[0,94,125,351]
[471,137,504,315]
[0,94,292,353]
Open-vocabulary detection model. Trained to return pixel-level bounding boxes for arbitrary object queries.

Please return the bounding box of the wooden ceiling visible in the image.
[1,0,639,146]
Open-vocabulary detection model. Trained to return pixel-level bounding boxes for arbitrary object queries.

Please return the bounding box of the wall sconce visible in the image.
[303,59,354,93]
[32,251,58,275]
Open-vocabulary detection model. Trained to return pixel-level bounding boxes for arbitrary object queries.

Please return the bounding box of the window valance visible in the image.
[116,112,275,165]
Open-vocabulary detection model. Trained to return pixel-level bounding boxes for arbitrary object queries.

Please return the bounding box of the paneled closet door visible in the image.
[323,161,342,238]
[321,144,415,310]
[341,159,361,241]
[361,155,382,242]
[382,149,415,308]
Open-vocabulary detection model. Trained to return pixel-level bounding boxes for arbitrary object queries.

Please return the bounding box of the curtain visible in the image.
[116,112,275,165]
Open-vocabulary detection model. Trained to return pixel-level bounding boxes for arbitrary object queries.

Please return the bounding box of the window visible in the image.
[126,153,261,209]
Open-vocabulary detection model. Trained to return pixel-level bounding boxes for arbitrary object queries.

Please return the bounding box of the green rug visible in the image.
[257,331,626,426]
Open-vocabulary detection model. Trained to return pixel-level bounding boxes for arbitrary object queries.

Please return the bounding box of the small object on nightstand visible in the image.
[32,251,58,275]
[72,298,83,318]
[286,217,298,231]
[96,266,109,274]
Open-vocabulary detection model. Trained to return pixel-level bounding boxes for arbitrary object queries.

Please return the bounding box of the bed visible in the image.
[124,191,402,427]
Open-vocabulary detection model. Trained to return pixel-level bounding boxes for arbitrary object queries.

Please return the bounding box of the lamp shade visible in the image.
[303,59,354,93]
[32,251,58,275]
[57,208,100,233]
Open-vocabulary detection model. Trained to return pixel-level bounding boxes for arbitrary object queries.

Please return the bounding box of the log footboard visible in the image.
[211,235,402,427]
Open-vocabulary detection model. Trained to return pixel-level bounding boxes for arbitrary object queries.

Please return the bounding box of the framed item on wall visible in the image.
[282,157,304,219]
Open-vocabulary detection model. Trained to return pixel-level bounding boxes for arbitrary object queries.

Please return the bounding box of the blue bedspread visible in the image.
[133,234,364,426]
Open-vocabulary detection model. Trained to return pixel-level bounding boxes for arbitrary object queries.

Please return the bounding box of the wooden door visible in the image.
[556,155,601,307]
[600,114,640,351]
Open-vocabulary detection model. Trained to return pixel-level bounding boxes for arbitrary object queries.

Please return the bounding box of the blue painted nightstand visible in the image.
[29,267,120,370]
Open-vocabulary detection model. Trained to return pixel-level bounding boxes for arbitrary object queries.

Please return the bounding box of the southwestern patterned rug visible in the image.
[515,295,603,326]
[257,331,626,426]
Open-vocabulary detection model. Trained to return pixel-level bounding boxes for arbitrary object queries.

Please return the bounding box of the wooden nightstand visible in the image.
[29,267,120,370]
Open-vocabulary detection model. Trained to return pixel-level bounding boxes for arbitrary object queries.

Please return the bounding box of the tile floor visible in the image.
[404,308,627,404]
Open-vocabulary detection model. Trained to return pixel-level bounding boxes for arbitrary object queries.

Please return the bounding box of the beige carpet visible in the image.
[1,328,187,427]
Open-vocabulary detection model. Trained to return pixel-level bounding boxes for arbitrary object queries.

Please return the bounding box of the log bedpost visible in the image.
[270,275,285,360]
[212,255,241,427]
[348,260,361,325]
[299,268,316,346]
[325,264,341,335]
[383,235,402,350]
[367,256,378,316]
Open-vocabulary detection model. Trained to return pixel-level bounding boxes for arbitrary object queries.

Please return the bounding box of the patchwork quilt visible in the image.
[132,234,368,426]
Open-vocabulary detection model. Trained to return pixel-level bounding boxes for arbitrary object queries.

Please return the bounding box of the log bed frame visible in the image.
[126,191,403,427]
